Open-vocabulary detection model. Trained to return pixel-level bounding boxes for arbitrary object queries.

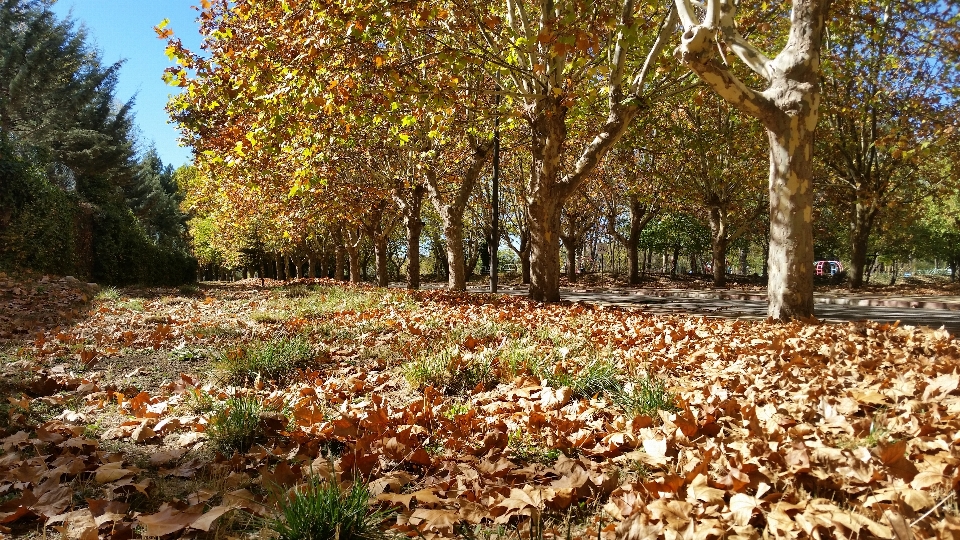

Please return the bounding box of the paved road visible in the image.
[457,286,960,335]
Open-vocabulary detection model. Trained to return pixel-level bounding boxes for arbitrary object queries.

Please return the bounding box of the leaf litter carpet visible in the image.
[0,277,958,539]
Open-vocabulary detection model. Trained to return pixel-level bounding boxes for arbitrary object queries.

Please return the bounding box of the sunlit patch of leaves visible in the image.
[216,336,314,384]
[272,476,393,540]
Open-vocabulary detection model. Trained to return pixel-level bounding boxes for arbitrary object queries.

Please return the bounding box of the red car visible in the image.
[814,260,843,276]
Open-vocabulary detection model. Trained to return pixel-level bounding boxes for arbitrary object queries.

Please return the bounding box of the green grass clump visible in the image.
[208,396,263,453]
[404,348,494,395]
[95,286,121,302]
[217,337,314,384]
[614,376,678,417]
[272,476,392,540]
[533,358,622,399]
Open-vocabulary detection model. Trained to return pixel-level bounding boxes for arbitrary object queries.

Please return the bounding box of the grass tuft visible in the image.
[272,476,392,540]
[613,376,678,417]
[404,348,494,395]
[95,286,121,302]
[533,358,622,399]
[208,395,263,453]
[217,337,314,384]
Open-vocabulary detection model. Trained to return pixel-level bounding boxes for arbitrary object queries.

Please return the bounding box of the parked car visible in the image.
[814,260,843,276]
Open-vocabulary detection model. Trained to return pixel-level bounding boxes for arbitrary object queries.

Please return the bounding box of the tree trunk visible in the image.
[440,208,467,291]
[709,206,728,287]
[765,125,816,319]
[308,256,316,279]
[627,235,641,285]
[739,247,748,275]
[519,231,531,285]
[528,197,563,301]
[671,245,680,277]
[848,206,876,289]
[561,236,577,282]
[374,236,389,287]
[343,228,362,283]
[402,187,424,289]
[674,0,828,319]
[712,239,728,286]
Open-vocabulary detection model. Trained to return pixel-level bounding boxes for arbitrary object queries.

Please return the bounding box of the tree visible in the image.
[674,0,830,319]
[817,0,960,288]
[661,93,767,286]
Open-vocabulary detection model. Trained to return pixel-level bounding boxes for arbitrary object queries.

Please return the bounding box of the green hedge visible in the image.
[0,148,195,285]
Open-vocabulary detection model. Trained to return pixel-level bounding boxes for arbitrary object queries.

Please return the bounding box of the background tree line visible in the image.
[161,0,960,311]
[0,0,195,285]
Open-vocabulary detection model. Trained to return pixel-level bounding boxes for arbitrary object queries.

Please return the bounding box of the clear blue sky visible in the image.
[50,1,204,168]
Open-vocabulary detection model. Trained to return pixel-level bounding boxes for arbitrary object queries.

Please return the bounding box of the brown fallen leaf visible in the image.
[189,505,236,532]
[137,504,201,537]
[95,462,134,483]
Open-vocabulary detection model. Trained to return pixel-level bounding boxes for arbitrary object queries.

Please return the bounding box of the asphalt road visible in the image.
[477,287,960,335]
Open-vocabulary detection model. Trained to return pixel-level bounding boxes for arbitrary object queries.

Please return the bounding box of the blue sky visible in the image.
[50,1,204,168]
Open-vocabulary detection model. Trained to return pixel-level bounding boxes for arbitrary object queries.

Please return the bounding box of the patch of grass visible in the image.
[613,376,678,417]
[508,429,561,464]
[208,396,263,453]
[836,418,889,449]
[217,337,314,384]
[403,348,494,395]
[272,476,392,540]
[95,286,120,302]
[533,358,622,399]
[194,325,242,339]
[251,310,290,323]
[119,298,145,312]
[443,401,471,419]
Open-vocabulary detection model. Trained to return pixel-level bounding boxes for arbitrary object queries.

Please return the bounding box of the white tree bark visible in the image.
[674,0,829,319]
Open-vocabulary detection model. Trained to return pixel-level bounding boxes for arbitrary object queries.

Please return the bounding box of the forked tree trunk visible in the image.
[674,0,828,320]
[343,227,362,283]
[424,141,493,292]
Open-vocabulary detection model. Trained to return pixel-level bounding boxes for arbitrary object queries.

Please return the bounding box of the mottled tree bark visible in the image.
[675,0,829,319]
